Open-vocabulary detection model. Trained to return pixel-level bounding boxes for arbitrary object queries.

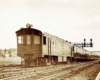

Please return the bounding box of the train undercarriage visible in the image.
[21,55,74,67]
[20,54,98,67]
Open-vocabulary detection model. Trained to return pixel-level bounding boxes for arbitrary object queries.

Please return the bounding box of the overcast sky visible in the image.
[0,0,100,52]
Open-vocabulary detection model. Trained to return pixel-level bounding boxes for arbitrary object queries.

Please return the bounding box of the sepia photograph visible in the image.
[0,0,100,80]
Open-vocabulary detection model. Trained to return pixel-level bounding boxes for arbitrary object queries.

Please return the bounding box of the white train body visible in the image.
[16,26,99,66]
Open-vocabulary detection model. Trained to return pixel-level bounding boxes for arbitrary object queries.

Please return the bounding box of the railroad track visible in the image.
[33,63,94,80]
[0,64,73,79]
[0,61,97,80]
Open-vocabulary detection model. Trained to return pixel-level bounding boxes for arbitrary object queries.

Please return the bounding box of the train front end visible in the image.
[16,24,42,67]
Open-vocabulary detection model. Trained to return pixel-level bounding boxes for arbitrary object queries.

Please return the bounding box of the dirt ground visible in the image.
[67,63,100,80]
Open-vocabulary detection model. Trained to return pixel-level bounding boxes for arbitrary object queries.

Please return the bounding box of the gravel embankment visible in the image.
[67,63,100,80]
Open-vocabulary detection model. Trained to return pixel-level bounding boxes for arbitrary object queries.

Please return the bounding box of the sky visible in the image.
[0,0,100,53]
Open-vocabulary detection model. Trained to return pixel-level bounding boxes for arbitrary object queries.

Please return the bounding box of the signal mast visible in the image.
[73,39,93,48]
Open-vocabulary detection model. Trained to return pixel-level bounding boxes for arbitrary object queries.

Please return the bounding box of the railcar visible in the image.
[73,46,99,61]
[16,24,99,67]
[16,25,73,66]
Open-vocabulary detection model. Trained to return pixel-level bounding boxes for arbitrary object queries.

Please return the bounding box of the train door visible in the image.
[48,38,51,63]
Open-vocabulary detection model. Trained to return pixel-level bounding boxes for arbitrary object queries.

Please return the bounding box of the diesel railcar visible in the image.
[16,24,99,66]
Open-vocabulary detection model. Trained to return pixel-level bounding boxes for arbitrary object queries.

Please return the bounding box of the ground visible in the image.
[67,63,100,80]
[0,58,100,80]
[0,57,21,66]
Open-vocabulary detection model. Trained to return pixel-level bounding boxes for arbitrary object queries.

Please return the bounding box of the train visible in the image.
[15,24,99,67]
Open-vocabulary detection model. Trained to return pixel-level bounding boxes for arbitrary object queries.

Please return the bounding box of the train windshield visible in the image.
[26,35,31,44]
[34,36,40,44]
[18,36,23,44]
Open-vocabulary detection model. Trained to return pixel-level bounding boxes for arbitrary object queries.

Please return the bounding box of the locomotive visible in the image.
[16,24,99,67]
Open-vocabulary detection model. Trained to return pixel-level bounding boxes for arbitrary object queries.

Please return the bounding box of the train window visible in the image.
[26,35,30,44]
[18,36,23,44]
[53,41,56,46]
[43,36,46,45]
[34,36,40,44]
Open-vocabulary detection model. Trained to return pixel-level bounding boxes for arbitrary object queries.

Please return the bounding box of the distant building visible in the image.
[0,49,6,57]
[91,51,100,55]
[10,48,17,57]
[0,48,17,57]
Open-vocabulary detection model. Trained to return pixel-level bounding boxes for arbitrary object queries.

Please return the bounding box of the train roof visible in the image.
[43,32,70,42]
[16,27,42,35]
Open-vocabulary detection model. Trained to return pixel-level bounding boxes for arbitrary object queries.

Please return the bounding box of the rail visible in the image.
[95,72,100,80]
